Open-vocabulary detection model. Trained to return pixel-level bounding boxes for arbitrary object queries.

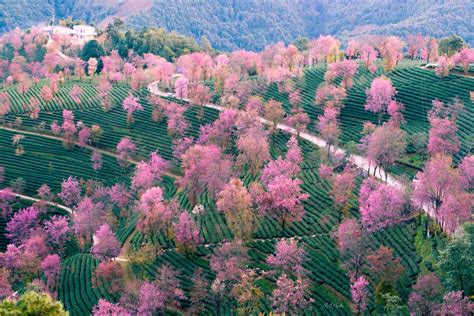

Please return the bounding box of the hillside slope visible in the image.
[1,1,473,51]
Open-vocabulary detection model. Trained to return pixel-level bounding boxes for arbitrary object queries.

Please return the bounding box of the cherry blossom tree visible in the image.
[337,218,367,277]
[459,155,474,190]
[427,117,460,156]
[6,206,38,245]
[91,224,120,261]
[435,56,454,77]
[94,261,125,295]
[180,144,233,203]
[0,92,11,117]
[408,273,444,316]
[97,78,113,111]
[346,40,360,59]
[61,110,77,149]
[318,107,341,152]
[315,84,347,109]
[91,150,103,171]
[173,211,201,257]
[361,125,407,179]
[330,165,357,221]
[413,154,462,219]
[174,76,189,100]
[327,59,359,88]
[108,183,132,209]
[271,274,312,315]
[236,129,270,176]
[116,137,136,167]
[93,299,130,315]
[73,197,106,242]
[310,35,340,64]
[266,239,305,277]
[359,177,406,232]
[163,102,188,137]
[210,242,249,286]
[58,176,81,206]
[41,254,61,294]
[251,175,309,231]
[440,291,473,315]
[189,268,210,315]
[263,99,284,135]
[44,216,70,255]
[131,152,169,191]
[453,48,474,76]
[122,95,143,125]
[438,192,473,234]
[216,178,257,240]
[366,246,404,284]
[351,275,370,315]
[380,36,403,72]
[365,76,397,122]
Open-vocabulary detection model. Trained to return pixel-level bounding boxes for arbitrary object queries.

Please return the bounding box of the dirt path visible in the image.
[8,192,73,214]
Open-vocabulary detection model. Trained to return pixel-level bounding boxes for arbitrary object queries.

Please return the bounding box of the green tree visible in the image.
[438,36,466,56]
[438,222,473,296]
[81,40,104,73]
[0,291,67,315]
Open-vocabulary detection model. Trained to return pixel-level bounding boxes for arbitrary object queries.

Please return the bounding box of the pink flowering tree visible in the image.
[266,239,306,277]
[122,95,143,125]
[271,274,312,315]
[453,48,474,76]
[315,84,347,109]
[78,127,91,149]
[41,254,61,295]
[459,155,474,190]
[180,144,233,203]
[44,215,71,255]
[108,183,132,209]
[318,107,341,152]
[380,36,403,72]
[6,206,39,245]
[116,137,136,167]
[359,177,406,232]
[236,129,270,176]
[427,118,460,156]
[93,299,130,315]
[174,76,189,100]
[435,55,454,77]
[216,178,257,241]
[173,211,201,257]
[440,291,473,315]
[365,76,397,123]
[163,102,189,137]
[58,176,81,206]
[251,175,309,232]
[360,45,377,73]
[73,197,107,242]
[91,224,120,261]
[350,275,370,315]
[91,150,103,171]
[330,166,357,221]
[61,110,77,149]
[131,152,169,191]
[337,218,367,277]
[408,273,444,316]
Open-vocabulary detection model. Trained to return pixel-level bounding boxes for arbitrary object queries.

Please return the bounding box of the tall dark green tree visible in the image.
[81,40,105,73]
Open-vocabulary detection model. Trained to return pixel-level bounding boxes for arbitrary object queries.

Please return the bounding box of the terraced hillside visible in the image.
[0,63,464,315]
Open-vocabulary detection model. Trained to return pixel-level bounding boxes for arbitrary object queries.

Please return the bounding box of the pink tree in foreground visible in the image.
[138,282,165,314]
[108,183,132,209]
[440,291,473,316]
[122,95,143,125]
[116,137,136,167]
[427,117,460,156]
[91,224,120,261]
[351,275,369,315]
[315,84,347,109]
[210,242,249,285]
[408,273,444,316]
[266,239,305,277]
[271,274,312,315]
[459,155,474,190]
[93,299,130,316]
[173,212,201,257]
[330,166,356,221]
[236,129,270,176]
[69,85,83,105]
[73,197,106,242]
[251,175,309,231]
[438,192,473,234]
[58,176,81,206]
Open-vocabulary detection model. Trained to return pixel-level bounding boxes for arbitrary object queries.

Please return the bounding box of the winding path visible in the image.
[8,192,73,214]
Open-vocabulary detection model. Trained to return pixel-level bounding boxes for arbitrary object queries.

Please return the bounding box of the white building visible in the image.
[73,25,97,42]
